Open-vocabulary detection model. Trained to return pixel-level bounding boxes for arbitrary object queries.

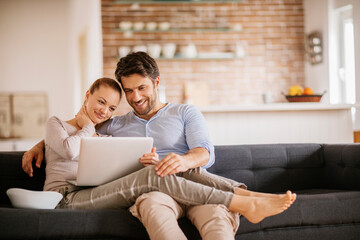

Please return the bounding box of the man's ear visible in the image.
[155,77,160,88]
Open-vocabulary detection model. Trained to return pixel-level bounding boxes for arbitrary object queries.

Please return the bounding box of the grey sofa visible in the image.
[1,143,360,240]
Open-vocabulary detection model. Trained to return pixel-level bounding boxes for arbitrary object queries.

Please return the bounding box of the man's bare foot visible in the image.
[229,191,294,224]
[234,188,297,204]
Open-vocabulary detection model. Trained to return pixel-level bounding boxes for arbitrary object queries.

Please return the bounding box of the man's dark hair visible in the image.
[115,51,160,87]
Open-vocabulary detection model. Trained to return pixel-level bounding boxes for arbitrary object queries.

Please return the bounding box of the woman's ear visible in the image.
[84,90,90,104]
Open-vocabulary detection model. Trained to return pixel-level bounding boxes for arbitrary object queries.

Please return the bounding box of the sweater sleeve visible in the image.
[45,116,96,160]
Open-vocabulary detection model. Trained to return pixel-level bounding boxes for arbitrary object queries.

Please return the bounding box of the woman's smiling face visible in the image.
[84,85,121,125]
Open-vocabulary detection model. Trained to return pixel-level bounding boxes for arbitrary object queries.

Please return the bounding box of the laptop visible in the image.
[67,137,153,186]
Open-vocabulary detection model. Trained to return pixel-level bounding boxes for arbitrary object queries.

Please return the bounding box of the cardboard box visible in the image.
[12,93,48,138]
[0,94,12,138]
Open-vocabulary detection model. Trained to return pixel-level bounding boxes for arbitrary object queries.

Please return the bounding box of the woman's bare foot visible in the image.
[234,188,297,204]
[229,191,294,224]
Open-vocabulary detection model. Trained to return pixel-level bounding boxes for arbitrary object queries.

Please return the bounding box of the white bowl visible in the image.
[6,188,63,209]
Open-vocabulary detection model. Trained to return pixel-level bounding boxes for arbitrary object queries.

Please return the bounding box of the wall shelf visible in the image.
[115,0,243,4]
[156,55,242,60]
[115,54,243,60]
[112,0,245,62]
[114,28,242,33]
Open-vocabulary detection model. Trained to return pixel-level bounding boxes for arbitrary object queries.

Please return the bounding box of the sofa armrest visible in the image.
[323,144,360,190]
[0,151,45,206]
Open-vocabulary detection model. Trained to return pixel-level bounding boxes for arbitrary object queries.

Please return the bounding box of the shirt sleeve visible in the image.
[183,105,215,169]
[97,118,113,135]
[45,116,96,160]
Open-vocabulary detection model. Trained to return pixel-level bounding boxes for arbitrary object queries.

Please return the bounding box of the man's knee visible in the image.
[138,191,175,206]
[129,192,184,220]
[129,192,187,240]
[187,204,240,235]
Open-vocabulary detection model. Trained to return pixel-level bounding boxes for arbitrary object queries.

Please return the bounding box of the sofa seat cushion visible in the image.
[237,189,360,234]
[0,208,150,239]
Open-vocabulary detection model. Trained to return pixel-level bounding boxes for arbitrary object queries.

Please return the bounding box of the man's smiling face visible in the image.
[122,74,160,120]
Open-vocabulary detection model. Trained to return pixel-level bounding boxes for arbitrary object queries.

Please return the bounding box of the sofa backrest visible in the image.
[208,144,325,193]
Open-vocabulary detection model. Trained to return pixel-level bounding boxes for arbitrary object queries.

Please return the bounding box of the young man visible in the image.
[22,52,240,239]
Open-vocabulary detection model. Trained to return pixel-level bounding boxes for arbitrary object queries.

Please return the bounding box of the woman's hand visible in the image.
[76,105,94,128]
[140,147,159,167]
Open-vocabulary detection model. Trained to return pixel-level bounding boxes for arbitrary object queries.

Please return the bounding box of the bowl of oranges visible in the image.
[283,86,326,102]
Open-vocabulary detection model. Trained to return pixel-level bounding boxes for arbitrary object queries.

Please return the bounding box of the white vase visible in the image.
[118,46,131,58]
[133,22,145,31]
[181,44,197,58]
[148,44,162,58]
[133,45,147,53]
[119,21,132,31]
[162,43,176,58]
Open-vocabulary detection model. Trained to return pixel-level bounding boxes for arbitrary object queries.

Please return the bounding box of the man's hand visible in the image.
[140,147,159,167]
[22,140,45,177]
[154,147,210,177]
[155,153,190,177]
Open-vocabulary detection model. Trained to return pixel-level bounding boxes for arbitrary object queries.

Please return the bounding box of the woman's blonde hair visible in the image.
[89,78,122,98]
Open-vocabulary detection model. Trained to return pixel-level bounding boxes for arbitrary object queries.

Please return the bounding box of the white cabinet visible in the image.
[0,139,41,152]
[0,141,13,151]
[200,103,355,145]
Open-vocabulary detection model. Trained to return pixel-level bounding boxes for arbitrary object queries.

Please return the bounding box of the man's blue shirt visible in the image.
[98,103,215,169]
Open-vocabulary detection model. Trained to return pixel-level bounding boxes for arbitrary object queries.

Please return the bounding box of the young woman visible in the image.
[44,77,296,224]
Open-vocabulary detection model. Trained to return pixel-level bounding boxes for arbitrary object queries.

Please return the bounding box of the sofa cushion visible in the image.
[0,207,201,240]
[236,189,360,234]
[3,190,358,240]
[0,208,148,239]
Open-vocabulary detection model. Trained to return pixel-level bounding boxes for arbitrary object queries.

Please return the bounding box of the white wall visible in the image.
[0,0,102,121]
[330,0,360,130]
[304,0,360,129]
[304,0,360,100]
[304,0,330,103]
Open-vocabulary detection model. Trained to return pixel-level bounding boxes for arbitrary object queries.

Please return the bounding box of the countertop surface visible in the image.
[198,103,359,112]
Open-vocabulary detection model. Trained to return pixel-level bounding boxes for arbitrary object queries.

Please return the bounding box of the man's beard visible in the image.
[132,92,157,117]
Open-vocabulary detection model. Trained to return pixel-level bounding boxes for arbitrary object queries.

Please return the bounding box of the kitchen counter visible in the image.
[199,103,356,145]
[199,103,357,112]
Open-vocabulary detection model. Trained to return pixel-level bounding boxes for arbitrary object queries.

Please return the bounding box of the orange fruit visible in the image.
[303,87,314,95]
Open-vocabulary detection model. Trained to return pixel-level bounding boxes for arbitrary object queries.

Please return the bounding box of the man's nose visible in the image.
[132,90,141,102]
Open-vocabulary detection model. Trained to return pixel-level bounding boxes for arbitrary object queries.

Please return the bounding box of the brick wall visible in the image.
[102,0,304,107]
